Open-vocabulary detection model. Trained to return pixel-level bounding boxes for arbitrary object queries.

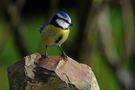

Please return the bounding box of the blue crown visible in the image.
[56,11,71,24]
[48,11,72,29]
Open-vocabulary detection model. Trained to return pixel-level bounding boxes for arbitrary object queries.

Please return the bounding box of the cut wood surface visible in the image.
[8,53,100,90]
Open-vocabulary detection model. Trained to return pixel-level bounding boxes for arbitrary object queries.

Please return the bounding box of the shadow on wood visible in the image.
[8,53,100,90]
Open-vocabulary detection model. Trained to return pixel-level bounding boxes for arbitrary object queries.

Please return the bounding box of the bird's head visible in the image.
[49,11,72,29]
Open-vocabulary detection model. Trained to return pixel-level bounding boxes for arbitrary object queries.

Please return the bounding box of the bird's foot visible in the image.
[43,55,48,59]
[42,53,48,59]
[61,53,68,60]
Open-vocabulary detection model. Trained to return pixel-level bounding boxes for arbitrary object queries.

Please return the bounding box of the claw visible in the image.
[42,52,48,59]
[61,52,68,60]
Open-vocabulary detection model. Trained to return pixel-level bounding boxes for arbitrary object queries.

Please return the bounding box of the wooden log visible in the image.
[8,53,100,90]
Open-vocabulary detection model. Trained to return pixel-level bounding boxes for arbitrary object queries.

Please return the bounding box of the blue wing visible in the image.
[39,24,46,33]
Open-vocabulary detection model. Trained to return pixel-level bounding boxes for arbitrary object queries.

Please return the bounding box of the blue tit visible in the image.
[39,11,72,58]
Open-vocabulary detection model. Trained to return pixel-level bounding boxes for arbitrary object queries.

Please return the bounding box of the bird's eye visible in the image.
[56,19,70,29]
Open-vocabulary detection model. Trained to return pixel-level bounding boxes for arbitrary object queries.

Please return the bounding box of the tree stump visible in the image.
[8,53,100,90]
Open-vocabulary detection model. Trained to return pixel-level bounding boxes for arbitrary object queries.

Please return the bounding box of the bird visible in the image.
[39,11,72,59]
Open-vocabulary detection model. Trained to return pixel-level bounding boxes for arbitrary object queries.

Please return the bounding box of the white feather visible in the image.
[56,19,70,29]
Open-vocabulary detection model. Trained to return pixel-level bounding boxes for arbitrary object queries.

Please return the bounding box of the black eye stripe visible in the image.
[57,17,70,24]
[49,15,71,29]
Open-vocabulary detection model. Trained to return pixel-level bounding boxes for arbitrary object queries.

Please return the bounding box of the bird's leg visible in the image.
[58,45,68,59]
[44,46,48,58]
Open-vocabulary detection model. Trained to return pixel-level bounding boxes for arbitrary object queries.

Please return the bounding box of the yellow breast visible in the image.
[41,25,70,46]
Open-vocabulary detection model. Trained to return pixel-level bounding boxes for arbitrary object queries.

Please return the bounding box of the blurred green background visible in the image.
[0,0,135,90]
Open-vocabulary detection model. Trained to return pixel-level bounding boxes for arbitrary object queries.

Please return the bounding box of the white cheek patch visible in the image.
[56,19,70,29]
